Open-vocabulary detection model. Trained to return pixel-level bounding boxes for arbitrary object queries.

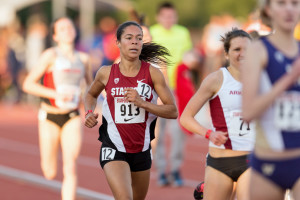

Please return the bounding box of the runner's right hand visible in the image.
[209,131,228,146]
[85,113,99,128]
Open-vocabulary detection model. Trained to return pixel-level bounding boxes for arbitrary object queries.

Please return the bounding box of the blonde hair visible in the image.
[258,0,272,28]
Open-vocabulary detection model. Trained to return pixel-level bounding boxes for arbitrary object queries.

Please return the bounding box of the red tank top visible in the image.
[101,61,158,153]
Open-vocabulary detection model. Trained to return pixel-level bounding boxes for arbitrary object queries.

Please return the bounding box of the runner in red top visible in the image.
[102,61,157,153]
[23,17,93,200]
[84,21,177,200]
[175,50,200,135]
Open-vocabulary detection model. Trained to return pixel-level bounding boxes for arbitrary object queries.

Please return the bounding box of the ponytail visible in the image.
[139,42,171,66]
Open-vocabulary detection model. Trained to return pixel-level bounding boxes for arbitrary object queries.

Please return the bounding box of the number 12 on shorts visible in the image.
[102,147,116,161]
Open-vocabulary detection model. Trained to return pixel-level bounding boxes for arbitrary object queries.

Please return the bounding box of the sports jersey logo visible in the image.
[137,79,145,83]
[229,91,241,95]
[261,163,275,176]
[285,64,300,86]
[124,117,134,122]
[239,132,248,136]
[274,51,284,63]
[114,78,119,84]
[111,87,136,96]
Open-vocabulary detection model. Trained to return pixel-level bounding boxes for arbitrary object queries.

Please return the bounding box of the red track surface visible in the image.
[0,103,208,200]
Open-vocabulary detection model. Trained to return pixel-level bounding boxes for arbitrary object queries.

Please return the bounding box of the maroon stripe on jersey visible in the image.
[209,96,232,149]
[105,61,154,153]
[117,123,147,152]
[43,71,56,107]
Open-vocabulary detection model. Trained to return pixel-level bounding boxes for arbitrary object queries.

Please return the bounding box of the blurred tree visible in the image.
[132,0,257,28]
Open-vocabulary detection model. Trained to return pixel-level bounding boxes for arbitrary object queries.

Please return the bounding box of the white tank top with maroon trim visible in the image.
[209,67,255,151]
[42,47,84,109]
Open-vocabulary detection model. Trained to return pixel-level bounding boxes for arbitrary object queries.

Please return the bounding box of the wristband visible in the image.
[205,129,212,139]
[85,110,93,117]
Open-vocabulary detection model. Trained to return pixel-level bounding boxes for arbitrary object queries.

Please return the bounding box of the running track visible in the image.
[0,103,208,200]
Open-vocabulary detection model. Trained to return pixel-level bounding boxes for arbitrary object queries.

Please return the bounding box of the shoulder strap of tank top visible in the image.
[111,62,119,76]
[260,36,276,53]
[74,50,83,64]
[210,68,226,100]
[54,47,63,57]
[220,67,228,83]
[141,60,150,68]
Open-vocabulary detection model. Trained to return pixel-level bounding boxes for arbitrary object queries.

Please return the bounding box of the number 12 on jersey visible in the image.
[101,147,116,161]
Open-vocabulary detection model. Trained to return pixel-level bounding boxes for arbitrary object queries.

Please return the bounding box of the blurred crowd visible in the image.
[2,0,300,196]
[0,4,282,106]
[0,3,275,188]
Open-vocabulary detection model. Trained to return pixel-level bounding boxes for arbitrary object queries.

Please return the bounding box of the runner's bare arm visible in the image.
[180,70,227,145]
[125,66,177,119]
[23,48,57,99]
[80,52,93,86]
[84,66,109,112]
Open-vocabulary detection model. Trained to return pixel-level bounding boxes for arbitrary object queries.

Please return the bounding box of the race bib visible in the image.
[55,84,81,109]
[101,147,116,161]
[137,81,152,99]
[114,97,145,124]
[228,110,254,137]
[274,92,300,131]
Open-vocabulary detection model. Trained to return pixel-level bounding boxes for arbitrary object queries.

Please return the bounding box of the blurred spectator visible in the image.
[0,28,12,100]
[25,15,48,73]
[90,16,119,76]
[150,1,192,187]
[129,9,152,43]
[242,9,272,38]
[0,17,25,103]
[199,15,239,75]
[294,21,300,40]
[175,50,201,135]
[24,14,48,104]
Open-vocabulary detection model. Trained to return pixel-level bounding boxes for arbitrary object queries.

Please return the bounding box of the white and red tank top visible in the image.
[42,48,84,109]
[209,67,255,151]
[100,61,158,153]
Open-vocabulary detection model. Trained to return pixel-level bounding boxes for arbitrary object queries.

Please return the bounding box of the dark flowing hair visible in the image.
[116,21,171,66]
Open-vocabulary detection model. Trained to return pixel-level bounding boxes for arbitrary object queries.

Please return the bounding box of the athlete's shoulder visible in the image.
[39,47,57,64]
[252,38,267,50]
[42,47,56,58]
[205,69,223,83]
[98,65,112,75]
[248,38,268,68]
[77,51,89,64]
[94,65,112,86]
[149,64,163,76]
[201,69,223,92]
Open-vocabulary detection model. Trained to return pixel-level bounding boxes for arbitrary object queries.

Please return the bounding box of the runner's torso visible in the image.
[42,47,85,112]
[209,67,255,151]
[100,61,158,153]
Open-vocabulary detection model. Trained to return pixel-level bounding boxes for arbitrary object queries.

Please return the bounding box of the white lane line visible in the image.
[0,165,114,200]
[0,137,204,188]
[0,138,98,167]
[0,137,206,163]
